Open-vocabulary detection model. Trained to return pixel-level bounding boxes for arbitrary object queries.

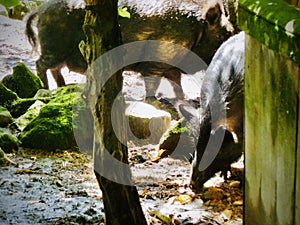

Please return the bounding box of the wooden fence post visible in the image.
[238,0,300,224]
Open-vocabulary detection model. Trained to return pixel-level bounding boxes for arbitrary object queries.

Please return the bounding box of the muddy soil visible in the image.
[0,14,243,225]
[1,145,243,225]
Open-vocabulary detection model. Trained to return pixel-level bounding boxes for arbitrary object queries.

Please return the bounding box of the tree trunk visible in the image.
[82,0,147,224]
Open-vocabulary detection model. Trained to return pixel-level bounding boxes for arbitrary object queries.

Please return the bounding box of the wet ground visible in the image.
[1,145,243,225]
[0,14,243,225]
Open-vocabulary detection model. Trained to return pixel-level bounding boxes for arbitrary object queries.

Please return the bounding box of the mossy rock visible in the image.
[9,98,37,118]
[20,101,76,150]
[0,106,13,127]
[15,100,45,131]
[19,84,90,150]
[1,62,44,98]
[0,83,19,108]
[156,118,195,161]
[0,147,5,166]
[0,128,19,153]
[9,91,53,118]
[125,101,171,144]
[0,4,8,17]
[0,147,18,167]
[34,89,53,98]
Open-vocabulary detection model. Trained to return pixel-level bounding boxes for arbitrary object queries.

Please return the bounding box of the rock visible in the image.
[122,71,146,101]
[34,89,53,98]
[0,147,18,167]
[0,128,19,153]
[0,106,13,127]
[145,96,180,120]
[1,62,44,98]
[9,98,37,118]
[125,101,171,144]
[9,90,52,118]
[19,84,91,151]
[0,83,19,108]
[156,118,195,161]
[15,100,45,131]
[20,101,76,150]
[0,4,8,17]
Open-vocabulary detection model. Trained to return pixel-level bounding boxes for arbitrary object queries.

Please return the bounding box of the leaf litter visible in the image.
[0,143,243,224]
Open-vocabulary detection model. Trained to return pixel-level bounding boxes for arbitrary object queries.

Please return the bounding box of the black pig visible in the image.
[180,31,245,192]
[26,0,234,89]
[26,0,87,89]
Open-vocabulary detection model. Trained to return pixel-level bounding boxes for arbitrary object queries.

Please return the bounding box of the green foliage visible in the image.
[118,7,130,19]
[0,0,20,8]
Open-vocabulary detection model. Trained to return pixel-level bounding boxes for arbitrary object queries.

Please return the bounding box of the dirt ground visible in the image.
[0,143,243,225]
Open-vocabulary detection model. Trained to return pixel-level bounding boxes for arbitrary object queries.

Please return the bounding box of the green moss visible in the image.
[159,118,189,145]
[127,115,151,139]
[0,106,13,127]
[10,98,37,118]
[238,0,300,64]
[0,128,19,153]
[1,62,44,98]
[19,84,87,150]
[20,102,76,150]
[171,119,190,134]
[0,148,5,166]
[15,100,45,131]
[0,83,19,107]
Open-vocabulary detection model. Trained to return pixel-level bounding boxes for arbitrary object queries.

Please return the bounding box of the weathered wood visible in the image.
[83,0,147,224]
[296,81,300,225]
[244,34,299,225]
[239,1,300,224]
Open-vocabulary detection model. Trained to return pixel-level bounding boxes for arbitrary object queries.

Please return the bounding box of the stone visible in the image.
[0,4,8,17]
[156,118,195,161]
[1,62,44,98]
[0,147,18,167]
[0,106,13,127]
[0,128,19,153]
[125,101,171,144]
[0,83,19,108]
[19,84,91,151]
[15,100,45,131]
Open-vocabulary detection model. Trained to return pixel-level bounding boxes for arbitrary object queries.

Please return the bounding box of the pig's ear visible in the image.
[205,3,222,25]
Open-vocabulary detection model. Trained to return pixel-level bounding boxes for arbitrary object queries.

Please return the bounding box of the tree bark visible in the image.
[82,0,147,224]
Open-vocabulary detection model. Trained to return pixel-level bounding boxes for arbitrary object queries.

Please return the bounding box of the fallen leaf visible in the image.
[233,200,243,206]
[15,169,31,174]
[149,210,172,225]
[229,181,241,188]
[151,149,169,162]
[202,187,224,201]
[171,195,192,205]
[221,209,232,220]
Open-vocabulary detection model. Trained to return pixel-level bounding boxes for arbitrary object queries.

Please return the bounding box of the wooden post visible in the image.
[238,0,300,224]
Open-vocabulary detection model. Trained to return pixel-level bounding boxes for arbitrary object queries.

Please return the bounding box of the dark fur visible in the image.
[188,31,245,192]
